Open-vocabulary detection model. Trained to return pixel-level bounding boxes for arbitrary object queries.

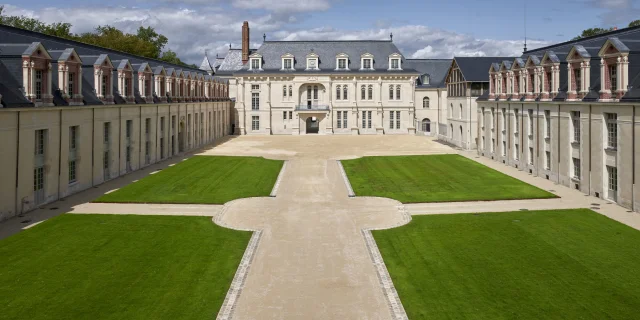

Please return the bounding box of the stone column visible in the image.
[77,66,82,98]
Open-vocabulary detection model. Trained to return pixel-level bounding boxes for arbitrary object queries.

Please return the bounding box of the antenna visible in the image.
[524,2,528,53]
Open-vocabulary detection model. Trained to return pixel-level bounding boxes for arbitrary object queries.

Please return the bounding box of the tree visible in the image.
[629,20,640,27]
[136,26,168,59]
[0,5,73,38]
[75,25,159,58]
[572,27,615,40]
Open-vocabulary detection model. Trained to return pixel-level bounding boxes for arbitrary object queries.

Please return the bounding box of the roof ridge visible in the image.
[524,24,640,54]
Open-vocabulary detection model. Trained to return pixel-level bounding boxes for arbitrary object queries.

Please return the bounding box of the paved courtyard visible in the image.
[2,135,640,320]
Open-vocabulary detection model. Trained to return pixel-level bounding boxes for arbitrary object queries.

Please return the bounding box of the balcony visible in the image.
[295,105,330,112]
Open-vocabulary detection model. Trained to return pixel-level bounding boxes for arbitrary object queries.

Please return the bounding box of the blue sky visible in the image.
[2,0,638,64]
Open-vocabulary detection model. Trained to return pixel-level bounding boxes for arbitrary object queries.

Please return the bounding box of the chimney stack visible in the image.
[242,21,250,64]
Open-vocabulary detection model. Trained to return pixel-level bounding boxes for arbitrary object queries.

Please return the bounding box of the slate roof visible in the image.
[0,42,41,56]
[454,57,515,82]
[215,49,246,75]
[234,40,416,75]
[49,48,77,62]
[0,60,33,107]
[80,54,110,67]
[403,59,452,88]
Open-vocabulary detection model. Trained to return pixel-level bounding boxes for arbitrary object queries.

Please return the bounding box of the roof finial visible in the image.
[390,33,393,42]
[263,33,266,41]
[229,43,232,49]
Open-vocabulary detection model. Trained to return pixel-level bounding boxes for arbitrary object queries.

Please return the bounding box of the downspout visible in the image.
[508,103,511,163]
[536,103,540,176]
[557,104,561,183]
[156,105,159,161]
[15,111,20,215]
[469,93,472,149]
[57,109,62,200]
[633,104,636,211]
[437,89,441,136]
[588,104,592,194]
[139,105,142,168]
[118,106,121,175]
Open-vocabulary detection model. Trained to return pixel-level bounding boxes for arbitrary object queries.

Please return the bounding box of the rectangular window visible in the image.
[35,70,43,100]
[126,120,132,139]
[338,58,347,69]
[363,59,372,69]
[528,109,534,135]
[572,157,581,179]
[502,141,506,156]
[609,65,617,92]
[251,84,259,91]
[102,75,108,96]
[572,111,580,143]
[337,111,342,129]
[69,126,78,150]
[607,165,618,196]
[68,72,74,95]
[252,116,260,131]
[343,111,348,128]
[283,111,287,120]
[145,118,151,134]
[529,147,534,164]
[606,113,617,149]
[391,59,399,69]
[284,59,292,70]
[252,92,259,110]
[368,111,372,129]
[514,109,519,133]
[103,122,110,144]
[35,129,45,155]
[103,151,109,172]
[362,111,366,129]
[251,59,260,69]
[514,143,519,160]
[574,68,581,91]
[545,110,551,138]
[396,111,400,129]
[289,111,292,120]
[389,111,394,129]
[546,151,551,170]
[124,77,131,96]
[68,160,76,183]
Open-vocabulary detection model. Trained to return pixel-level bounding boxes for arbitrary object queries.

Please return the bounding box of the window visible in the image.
[103,122,110,144]
[307,59,317,69]
[362,111,367,128]
[103,151,109,172]
[145,141,150,164]
[361,85,366,100]
[421,118,431,132]
[391,59,399,69]
[367,111,372,128]
[35,70,43,99]
[607,165,618,198]
[337,111,347,128]
[252,116,260,131]
[368,85,373,100]
[313,85,318,100]
[528,109,534,135]
[283,111,287,120]
[252,92,259,110]
[251,59,260,70]
[288,85,292,97]
[545,110,550,138]
[572,111,581,142]
[514,109,519,133]
[502,141,506,156]
[395,111,400,129]
[69,126,78,150]
[396,85,401,100]
[338,58,347,69]
[336,85,341,100]
[573,158,581,179]
[283,85,287,98]
[606,113,617,148]
[609,65,617,92]
[68,72,74,96]
[283,58,293,70]
[545,71,552,92]
[145,118,151,134]
[460,104,464,120]
[574,68,581,91]
[124,77,131,96]
[514,143,519,160]
[546,151,551,170]
[337,111,342,129]
[251,84,259,91]
[68,160,76,183]
[389,85,394,100]
[35,129,45,155]
[423,75,430,85]
[126,120,132,139]
[343,85,348,100]
[101,75,108,96]
[289,111,292,120]
[529,147,534,164]
[423,97,430,109]
[363,59,372,69]
[501,108,506,130]
[389,111,394,129]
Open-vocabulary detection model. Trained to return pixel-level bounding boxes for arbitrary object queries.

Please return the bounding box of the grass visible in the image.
[372,209,640,320]
[95,155,284,204]
[0,214,251,320]
[341,154,556,203]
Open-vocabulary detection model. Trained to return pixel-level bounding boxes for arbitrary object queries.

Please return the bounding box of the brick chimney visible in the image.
[242,21,250,64]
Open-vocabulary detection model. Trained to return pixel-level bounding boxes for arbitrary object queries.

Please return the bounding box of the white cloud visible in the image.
[233,0,331,13]
[1,5,553,64]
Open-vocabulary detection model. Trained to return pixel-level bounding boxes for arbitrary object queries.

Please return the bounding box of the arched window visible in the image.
[389,85,394,100]
[459,126,463,142]
[423,97,430,109]
[396,85,401,100]
[343,85,348,100]
[459,104,463,119]
[368,85,373,100]
[288,85,292,97]
[282,85,287,98]
[361,85,366,100]
[421,118,431,132]
[313,85,318,99]
[450,124,453,138]
[336,85,341,100]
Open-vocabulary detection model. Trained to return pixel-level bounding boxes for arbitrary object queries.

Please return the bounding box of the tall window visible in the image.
[124,77,131,96]
[368,85,373,100]
[69,126,78,150]
[421,118,431,132]
[528,109,534,134]
[283,111,287,120]
[514,109,519,133]
[343,85,348,100]
[389,111,394,129]
[606,113,617,148]
[574,68,581,91]
[545,110,550,138]
[288,85,292,97]
[283,85,287,98]
[395,111,401,129]
[102,75,108,97]
[336,85,341,100]
[104,122,110,144]
[251,59,260,69]
[68,72,74,96]
[252,92,259,110]
[362,111,367,128]
[396,85,401,100]
[391,58,399,69]
[361,85,366,100]
[573,158,581,179]
[338,59,347,69]
[363,59,372,69]
[389,85,394,100]
[529,147,534,164]
[35,70,43,99]
[252,116,260,131]
[607,166,618,199]
[545,71,551,92]
[609,65,617,92]
[337,111,342,129]
[572,111,581,142]
[338,111,347,128]
[313,85,318,99]
[283,58,292,70]
[69,126,79,183]
[546,151,551,170]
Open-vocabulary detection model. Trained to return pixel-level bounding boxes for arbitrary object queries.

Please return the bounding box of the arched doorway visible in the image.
[306,117,319,134]
[421,118,431,135]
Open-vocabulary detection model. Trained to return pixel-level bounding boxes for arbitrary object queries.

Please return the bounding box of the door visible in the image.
[306,117,319,134]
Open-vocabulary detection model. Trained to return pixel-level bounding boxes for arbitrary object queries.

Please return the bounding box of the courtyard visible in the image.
[0,135,639,320]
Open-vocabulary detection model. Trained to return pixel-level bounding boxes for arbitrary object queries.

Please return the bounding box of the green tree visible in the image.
[136,26,168,59]
[629,20,640,27]
[572,27,615,40]
[76,25,160,59]
[0,5,73,38]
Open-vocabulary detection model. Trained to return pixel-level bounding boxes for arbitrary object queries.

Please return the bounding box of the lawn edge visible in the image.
[336,160,355,197]
[270,161,288,197]
[213,199,264,320]
[361,202,412,320]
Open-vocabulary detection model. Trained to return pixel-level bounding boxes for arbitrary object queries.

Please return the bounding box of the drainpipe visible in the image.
[57,108,62,201]
[508,103,511,164]
[536,103,540,176]
[437,89,441,136]
[118,106,121,175]
[588,104,592,195]
[15,111,20,215]
[633,104,636,211]
[557,104,561,184]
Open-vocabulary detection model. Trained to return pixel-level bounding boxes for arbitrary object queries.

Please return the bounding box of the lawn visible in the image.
[0,214,251,320]
[341,154,556,203]
[95,155,284,204]
[372,209,640,320]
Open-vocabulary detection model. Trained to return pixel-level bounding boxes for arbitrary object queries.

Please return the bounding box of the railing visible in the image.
[295,105,330,111]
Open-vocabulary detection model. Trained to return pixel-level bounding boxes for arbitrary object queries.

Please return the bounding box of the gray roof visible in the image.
[80,54,110,67]
[543,51,561,63]
[49,48,77,62]
[112,60,130,70]
[513,58,525,68]
[240,40,405,72]
[403,59,452,88]
[0,42,40,56]
[216,49,245,74]
[571,45,592,58]
[455,57,515,81]
[153,65,165,75]
[199,55,213,72]
[608,37,630,53]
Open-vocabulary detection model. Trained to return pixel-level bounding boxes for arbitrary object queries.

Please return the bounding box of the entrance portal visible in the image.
[306,117,319,134]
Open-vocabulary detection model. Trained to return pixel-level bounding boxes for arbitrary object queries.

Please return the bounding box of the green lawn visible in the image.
[341,154,556,203]
[0,214,251,320]
[95,155,284,204]
[373,209,640,320]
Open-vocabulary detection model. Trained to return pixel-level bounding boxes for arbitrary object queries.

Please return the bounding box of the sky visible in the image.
[2,0,639,65]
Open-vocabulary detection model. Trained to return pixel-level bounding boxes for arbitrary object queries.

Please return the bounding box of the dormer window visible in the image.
[388,53,402,70]
[363,59,372,69]
[338,58,347,69]
[609,65,617,91]
[423,75,430,85]
[250,57,261,70]
[307,58,317,69]
[391,59,399,69]
[283,58,293,70]
[597,38,630,100]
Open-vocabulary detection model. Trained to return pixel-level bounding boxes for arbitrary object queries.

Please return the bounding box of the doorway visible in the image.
[306,117,319,134]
